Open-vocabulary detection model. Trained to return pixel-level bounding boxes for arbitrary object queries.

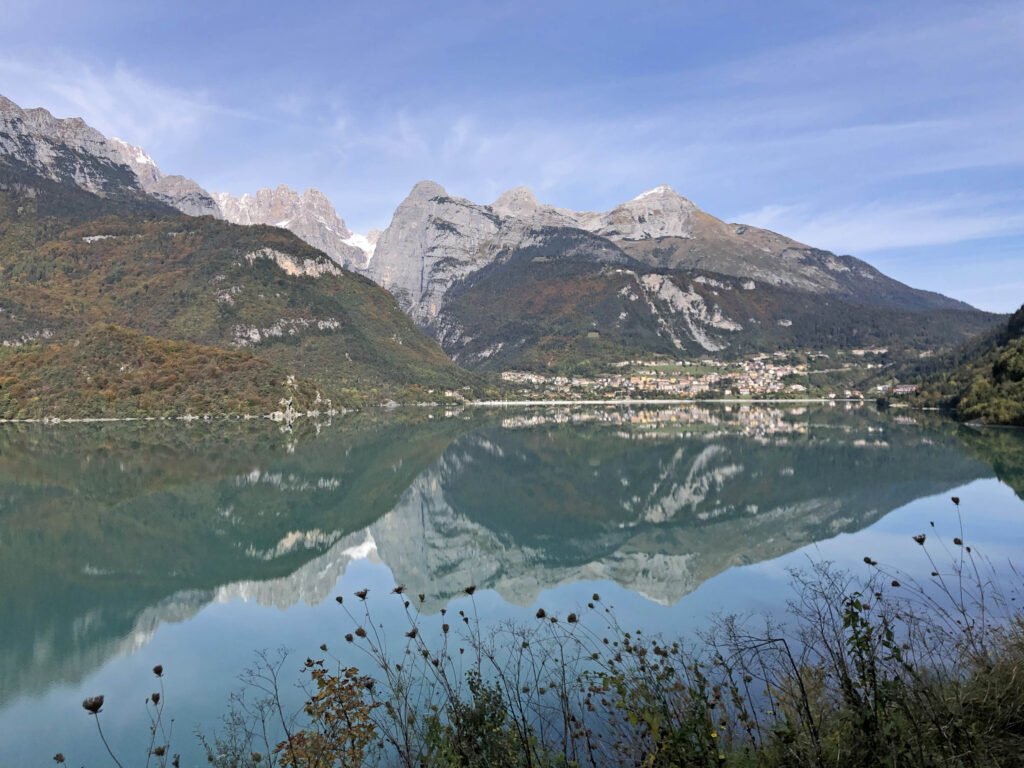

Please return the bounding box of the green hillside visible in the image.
[912,304,1024,425]
[0,324,333,419]
[438,231,1001,373]
[0,160,476,414]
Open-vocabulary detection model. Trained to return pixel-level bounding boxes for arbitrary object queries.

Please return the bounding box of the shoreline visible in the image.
[0,397,863,424]
[465,397,862,406]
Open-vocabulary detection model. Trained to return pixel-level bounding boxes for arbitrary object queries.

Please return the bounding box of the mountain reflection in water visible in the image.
[0,404,1016,709]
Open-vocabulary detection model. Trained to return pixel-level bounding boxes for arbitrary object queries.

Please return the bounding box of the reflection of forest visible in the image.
[0,406,1007,705]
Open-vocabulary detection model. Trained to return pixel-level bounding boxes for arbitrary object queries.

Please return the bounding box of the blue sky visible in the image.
[1,0,1021,311]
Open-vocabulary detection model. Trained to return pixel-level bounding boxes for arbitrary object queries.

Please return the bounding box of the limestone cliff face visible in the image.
[369,181,545,325]
[565,184,702,240]
[0,93,222,218]
[109,138,221,217]
[214,185,372,270]
[0,94,140,197]
[366,180,978,368]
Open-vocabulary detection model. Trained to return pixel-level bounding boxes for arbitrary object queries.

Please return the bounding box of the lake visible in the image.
[1,403,1022,766]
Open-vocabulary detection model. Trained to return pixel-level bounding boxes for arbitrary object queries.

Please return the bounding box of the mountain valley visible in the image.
[0,92,1007,414]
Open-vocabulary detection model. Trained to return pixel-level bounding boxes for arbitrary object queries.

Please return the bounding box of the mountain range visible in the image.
[0,92,1006,414]
[0,94,473,418]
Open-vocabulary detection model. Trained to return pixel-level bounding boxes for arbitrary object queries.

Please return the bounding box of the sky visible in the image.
[1,0,1021,312]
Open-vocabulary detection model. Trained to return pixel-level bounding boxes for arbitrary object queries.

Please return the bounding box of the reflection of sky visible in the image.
[4,477,1021,767]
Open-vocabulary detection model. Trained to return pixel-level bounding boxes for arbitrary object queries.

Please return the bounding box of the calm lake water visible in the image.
[1,404,1022,766]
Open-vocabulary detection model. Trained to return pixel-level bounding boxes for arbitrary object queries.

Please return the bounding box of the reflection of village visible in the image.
[498,403,872,441]
[501,355,869,399]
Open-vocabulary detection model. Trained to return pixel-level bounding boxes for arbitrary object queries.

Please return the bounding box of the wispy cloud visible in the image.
[0,55,252,161]
[736,197,1024,254]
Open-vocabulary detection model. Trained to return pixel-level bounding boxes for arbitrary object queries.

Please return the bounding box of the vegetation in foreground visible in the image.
[61,497,1024,767]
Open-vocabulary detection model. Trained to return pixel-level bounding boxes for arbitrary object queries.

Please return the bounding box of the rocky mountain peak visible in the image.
[407,179,447,201]
[631,183,679,201]
[0,93,142,197]
[107,136,221,218]
[571,184,700,241]
[0,93,222,216]
[214,183,373,270]
[491,186,540,218]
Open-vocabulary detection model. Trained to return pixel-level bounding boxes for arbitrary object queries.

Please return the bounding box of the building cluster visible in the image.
[501,356,817,398]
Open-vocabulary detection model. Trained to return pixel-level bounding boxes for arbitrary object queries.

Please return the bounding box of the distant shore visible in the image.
[466,397,860,406]
[0,397,904,424]
[0,397,865,423]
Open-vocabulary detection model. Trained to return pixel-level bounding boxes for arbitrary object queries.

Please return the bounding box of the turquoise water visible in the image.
[1,404,1021,766]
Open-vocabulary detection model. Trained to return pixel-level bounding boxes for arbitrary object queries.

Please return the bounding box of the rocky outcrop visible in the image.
[565,184,702,240]
[369,181,532,324]
[0,93,223,218]
[365,180,984,369]
[0,94,141,197]
[109,138,221,217]
[214,185,372,270]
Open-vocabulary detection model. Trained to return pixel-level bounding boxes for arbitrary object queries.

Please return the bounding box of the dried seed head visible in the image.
[406,628,418,639]
[951,496,960,506]
[567,613,578,623]
[53,754,65,764]
[392,584,406,595]
[151,692,160,705]
[82,695,104,715]
[536,608,546,619]
[355,589,369,600]
[891,580,901,587]
[345,633,354,642]
[592,593,600,601]
[319,644,327,651]
[954,537,963,546]
[335,596,344,604]
[442,623,450,634]
[913,534,926,545]
[355,627,367,638]
[152,665,163,677]
[464,585,476,596]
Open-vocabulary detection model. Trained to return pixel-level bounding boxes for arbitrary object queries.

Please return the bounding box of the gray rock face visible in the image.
[0,94,140,196]
[214,185,371,270]
[369,181,543,324]
[566,184,702,240]
[368,180,975,357]
[109,138,221,217]
[0,93,221,218]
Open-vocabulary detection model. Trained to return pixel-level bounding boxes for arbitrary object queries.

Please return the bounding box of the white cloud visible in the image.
[736,197,1024,254]
[0,55,244,161]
